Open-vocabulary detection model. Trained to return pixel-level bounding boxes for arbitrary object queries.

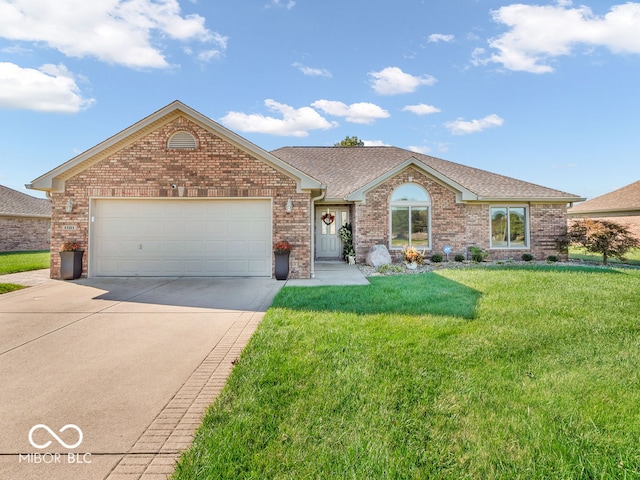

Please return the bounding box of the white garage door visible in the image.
[90,199,272,277]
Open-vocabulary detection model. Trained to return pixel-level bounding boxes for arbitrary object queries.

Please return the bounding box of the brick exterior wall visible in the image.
[50,116,311,279]
[354,167,569,263]
[0,216,51,252]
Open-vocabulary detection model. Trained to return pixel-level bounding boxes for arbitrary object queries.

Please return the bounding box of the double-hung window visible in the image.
[390,184,431,249]
[490,206,528,248]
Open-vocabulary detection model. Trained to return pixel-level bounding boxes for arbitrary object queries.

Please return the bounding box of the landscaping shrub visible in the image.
[547,255,559,262]
[454,254,465,262]
[377,264,402,274]
[431,254,443,263]
[469,246,487,263]
[521,253,534,262]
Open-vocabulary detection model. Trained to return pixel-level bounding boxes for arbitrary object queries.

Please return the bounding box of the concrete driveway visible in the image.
[0,276,282,480]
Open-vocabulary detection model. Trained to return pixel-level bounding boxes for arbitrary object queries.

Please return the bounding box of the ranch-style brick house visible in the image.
[27,101,584,279]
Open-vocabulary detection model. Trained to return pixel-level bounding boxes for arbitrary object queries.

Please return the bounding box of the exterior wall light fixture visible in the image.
[285,198,293,213]
[65,199,74,213]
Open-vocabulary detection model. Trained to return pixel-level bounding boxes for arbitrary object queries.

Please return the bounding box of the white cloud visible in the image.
[265,0,295,9]
[428,33,454,43]
[478,2,640,73]
[220,99,336,137]
[403,103,441,115]
[0,0,224,69]
[292,63,332,77]
[0,62,94,112]
[445,114,504,135]
[407,145,432,154]
[1,45,32,55]
[311,100,390,124]
[363,140,391,147]
[369,67,437,95]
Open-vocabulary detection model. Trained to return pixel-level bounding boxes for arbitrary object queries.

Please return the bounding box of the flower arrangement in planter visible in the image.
[59,240,84,280]
[60,241,82,252]
[273,241,292,254]
[402,246,424,268]
[273,241,292,280]
[339,223,356,264]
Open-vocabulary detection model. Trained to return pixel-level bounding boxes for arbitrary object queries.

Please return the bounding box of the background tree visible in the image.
[568,219,640,264]
[334,136,364,147]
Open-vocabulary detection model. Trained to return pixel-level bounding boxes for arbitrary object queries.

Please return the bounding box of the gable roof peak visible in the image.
[27,101,322,193]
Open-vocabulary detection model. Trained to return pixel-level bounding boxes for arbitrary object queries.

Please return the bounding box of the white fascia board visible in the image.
[567,206,638,216]
[345,157,476,203]
[317,198,352,205]
[475,197,587,203]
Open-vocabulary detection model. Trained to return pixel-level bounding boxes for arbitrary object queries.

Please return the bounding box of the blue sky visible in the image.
[1,0,639,201]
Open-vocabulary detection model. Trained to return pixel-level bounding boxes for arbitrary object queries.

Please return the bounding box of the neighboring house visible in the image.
[567,180,640,239]
[27,101,583,279]
[0,184,51,252]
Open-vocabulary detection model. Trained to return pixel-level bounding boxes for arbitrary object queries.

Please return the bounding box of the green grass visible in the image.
[174,266,640,479]
[0,283,25,294]
[0,250,50,275]
[569,246,640,265]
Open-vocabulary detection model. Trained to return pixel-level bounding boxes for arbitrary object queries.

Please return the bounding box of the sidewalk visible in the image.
[0,269,53,287]
[285,262,369,286]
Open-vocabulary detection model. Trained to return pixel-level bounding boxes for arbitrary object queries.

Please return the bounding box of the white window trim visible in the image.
[389,183,432,251]
[489,204,530,249]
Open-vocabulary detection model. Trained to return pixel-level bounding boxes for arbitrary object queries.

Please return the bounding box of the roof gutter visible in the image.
[474,196,586,203]
[567,207,640,215]
[309,190,325,279]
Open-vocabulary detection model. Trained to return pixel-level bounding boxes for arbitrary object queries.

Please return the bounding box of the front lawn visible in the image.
[174,266,640,479]
[0,250,50,275]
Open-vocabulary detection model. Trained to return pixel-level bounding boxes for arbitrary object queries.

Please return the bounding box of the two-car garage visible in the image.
[89,198,272,277]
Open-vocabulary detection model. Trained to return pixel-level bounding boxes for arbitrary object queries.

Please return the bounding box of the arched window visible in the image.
[167,131,197,149]
[390,184,431,249]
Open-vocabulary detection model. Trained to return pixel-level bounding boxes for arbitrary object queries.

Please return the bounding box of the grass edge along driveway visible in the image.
[173,266,640,479]
[0,250,50,293]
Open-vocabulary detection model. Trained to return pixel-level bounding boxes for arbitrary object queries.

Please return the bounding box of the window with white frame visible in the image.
[390,184,431,249]
[490,206,528,248]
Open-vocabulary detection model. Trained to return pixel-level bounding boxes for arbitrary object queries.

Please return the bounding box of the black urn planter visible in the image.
[60,250,84,280]
[274,251,290,280]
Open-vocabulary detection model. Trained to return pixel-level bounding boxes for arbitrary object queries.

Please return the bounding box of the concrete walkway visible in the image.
[285,261,369,286]
[0,268,53,287]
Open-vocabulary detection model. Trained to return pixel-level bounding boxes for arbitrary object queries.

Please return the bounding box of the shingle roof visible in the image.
[0,185,51,217]
[271,146,582,201]
[568,180,640,214]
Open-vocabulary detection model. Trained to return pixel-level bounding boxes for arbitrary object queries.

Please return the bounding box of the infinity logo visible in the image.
[28,424,83,450]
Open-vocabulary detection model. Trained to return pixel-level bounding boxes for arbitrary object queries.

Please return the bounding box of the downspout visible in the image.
[310,190,325,278]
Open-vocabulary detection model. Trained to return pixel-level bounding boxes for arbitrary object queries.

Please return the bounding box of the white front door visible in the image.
[316,207,349,259]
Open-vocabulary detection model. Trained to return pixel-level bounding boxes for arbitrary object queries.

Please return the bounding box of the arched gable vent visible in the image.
[167,131,197,149]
